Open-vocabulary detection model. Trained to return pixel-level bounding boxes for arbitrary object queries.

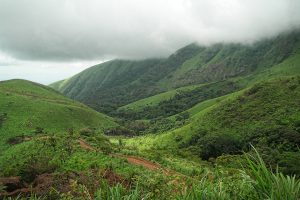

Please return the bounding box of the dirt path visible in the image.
[116,155,161,170]
[78,138,162,171]
[25,137,183,176]
[125,156,161,170]
[78,138,95,151]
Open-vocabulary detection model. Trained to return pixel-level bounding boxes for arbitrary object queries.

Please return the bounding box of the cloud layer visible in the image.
[0,0,300,61]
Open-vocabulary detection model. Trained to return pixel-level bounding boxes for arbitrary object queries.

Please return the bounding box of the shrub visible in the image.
[277,151,300,177]
[198,134,241,160]
[79,127,94,137]
[19,155,57,183]
[105,126,135,137]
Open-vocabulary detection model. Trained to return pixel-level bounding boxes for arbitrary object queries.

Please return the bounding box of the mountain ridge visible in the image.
[50,30,300,116]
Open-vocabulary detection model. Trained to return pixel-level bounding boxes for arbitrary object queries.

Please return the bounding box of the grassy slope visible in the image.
[119,84,203,112]
[0,79,117,152]
[160,30,300,88]
[124,76,300,151]
[53,31,300,114]
[50,44,202,114]
[118,40,300,120]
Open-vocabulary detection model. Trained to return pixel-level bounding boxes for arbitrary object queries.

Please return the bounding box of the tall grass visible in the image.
[245,146,300,200]
[2,147,300,199]
[95,183,149,200]
[176,177,230,200]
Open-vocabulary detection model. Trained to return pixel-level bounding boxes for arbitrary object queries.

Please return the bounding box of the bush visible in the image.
[19,155,57,183]
[197,134,241,160]
[79,127,94,137]
[277,151,300,177]
[105,126,135,137]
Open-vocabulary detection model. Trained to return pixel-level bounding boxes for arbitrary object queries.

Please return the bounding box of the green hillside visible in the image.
[0,79,117,152]
[128,76,300,147]
[118,83,203,112]
[50,31,300,117]
[50,44,201,114]
[124,76,300,173]
[117,39,300,122]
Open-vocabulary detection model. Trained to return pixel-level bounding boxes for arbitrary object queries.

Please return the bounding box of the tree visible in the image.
[198,133,241,160]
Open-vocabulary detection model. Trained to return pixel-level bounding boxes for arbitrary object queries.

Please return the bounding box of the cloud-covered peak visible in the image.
[0,0,300,61]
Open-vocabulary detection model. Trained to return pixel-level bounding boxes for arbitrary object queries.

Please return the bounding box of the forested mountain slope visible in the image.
[51,31,300,116]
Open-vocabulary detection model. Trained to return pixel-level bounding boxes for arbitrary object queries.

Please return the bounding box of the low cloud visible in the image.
[0,0,299,62]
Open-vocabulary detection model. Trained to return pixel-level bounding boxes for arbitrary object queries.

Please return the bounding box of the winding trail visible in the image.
[116,155,161,170]
[78,138,95,151]
[78,138,161,171]
[77,137,195,188]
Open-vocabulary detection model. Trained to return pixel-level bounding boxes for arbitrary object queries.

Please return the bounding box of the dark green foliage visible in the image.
[145,118,176,134]
[277,151,300,177]
[124,121,150,135]
[244,126,300,152]
[87,134,112,154]
[117,80,241,119]
[175,112,189,122]
[79,127,94,137]
[34,127,45,134]
[0,113,7,128]
[197,134,241,160]
[19,154,57,183]
[105,126,135,137]
[6,135,27,145]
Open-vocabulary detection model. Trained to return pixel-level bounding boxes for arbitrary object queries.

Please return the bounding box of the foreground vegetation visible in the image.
[1,129,299,199]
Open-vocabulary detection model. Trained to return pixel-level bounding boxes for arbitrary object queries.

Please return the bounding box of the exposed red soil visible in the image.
[78,138,162,171]
[117,155,161,170]
[7,136,32,145]
[0,174,54,197]
[0,170,129,198]
[102,169,130,188]
[78,138,95,151]
[126,156,160,170]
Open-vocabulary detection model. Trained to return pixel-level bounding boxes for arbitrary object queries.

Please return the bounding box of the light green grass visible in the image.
[0,79,117,152]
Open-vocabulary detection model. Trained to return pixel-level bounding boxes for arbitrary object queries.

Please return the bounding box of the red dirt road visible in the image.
[78,138,94,151]
[78,138,161,170]
[118,155,161,170]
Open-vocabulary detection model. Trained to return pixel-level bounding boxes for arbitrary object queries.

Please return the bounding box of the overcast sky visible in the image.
[0,0,300,84]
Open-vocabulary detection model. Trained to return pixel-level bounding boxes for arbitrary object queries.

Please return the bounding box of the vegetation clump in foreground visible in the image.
[0,128,299,200]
